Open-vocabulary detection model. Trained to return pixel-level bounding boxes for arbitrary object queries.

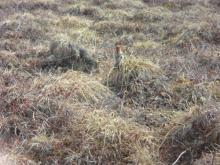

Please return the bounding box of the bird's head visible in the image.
[115,41,123,55]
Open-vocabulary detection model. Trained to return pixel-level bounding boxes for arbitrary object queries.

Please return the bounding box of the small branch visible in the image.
[172,150,187,165]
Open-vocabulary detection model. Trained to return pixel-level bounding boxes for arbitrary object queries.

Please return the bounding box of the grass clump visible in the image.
[209,81,220,100]
[159,104,220,164]
[22,110,158,164]
[170,21,220,48]
[67,4,105,20]
[171,75,212,110]
[58,15,90,30]
[131,7,172,23]
[29,34,99,73]
[94,21,145,36]
[41,71,114,106]
[15,0,58,11]
[64,110,157,164]
[134,40,161,49]
[102,0,144,9]
[0,51,21,69]
[107,57,172,107]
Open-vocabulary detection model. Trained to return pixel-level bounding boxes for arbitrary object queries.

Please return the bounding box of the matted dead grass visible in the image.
[0,0,58,12]
[0,51,21,69]
[93,21,146,36]
[171,75,211,110]
[66,4,105,20]
[21,109,158,164]
[0,12,47,42]
[159,104,220,165]
[0,0,220,164]
[0,69,158,164]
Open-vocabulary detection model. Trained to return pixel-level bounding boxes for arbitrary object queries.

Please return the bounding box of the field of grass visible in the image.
[0,0,220,164]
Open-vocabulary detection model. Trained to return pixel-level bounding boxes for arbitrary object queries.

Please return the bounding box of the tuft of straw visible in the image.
[41,71,114,106]
[107,56,171,107]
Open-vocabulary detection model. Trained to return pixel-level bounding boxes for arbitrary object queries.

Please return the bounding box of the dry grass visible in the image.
[93,21,146,36]
[0,12,47,42]
[40,71,114,106]
[159,104,220,165]
[0,0,58,12]
[171,75,211,110]
[66,4,105,20]
[0,0,220,164]
[209,81,220,100]
[107,57,173,107]
[0,51,21,69]
[0,70,158,164]
[131,6,173,23]
[34,35,98,73]
[26,109,157,164]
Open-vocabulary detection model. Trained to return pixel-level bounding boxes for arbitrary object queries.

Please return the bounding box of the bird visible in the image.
[114,41,124,68]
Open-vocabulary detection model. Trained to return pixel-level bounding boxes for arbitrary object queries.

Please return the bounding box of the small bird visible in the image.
[114,41,124,68]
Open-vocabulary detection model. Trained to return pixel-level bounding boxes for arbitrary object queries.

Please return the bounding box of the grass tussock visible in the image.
[209,81,220,100]
[40,71,114,106]
[24,110,158,164]
[170,21,220,48]
[131,7,172,23]
[27,35,98,73]
[0,51,21,69]
[107,57,172,107]
[159,105,220,165]
[67,4,105,20]
[171,75,211,110]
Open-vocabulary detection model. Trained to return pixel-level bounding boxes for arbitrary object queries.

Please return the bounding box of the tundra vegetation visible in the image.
[0,0,220,164]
